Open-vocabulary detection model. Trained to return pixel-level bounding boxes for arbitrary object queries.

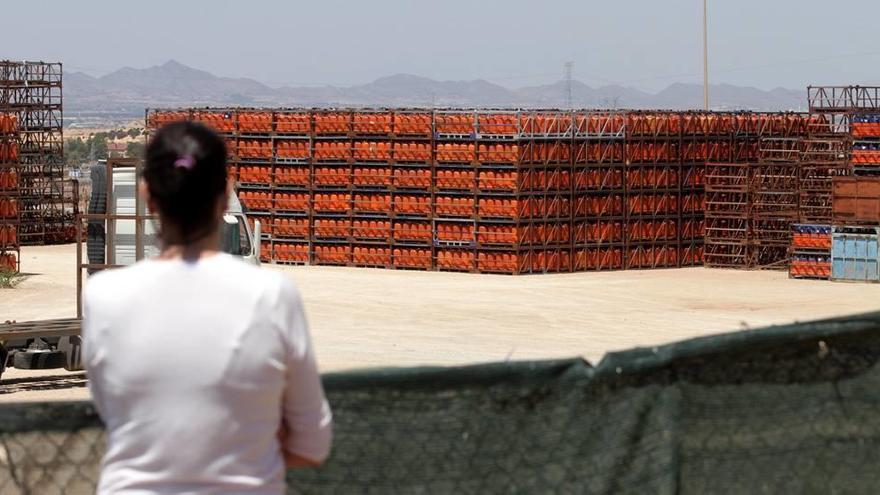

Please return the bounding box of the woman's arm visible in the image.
[277,280,333,468]
[277,422,326,468]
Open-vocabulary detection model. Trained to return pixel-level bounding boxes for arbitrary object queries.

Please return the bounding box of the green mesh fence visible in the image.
[3,311,880,494]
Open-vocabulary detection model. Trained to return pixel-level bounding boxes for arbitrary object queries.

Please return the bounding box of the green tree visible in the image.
[126,141,145,159]
[88,133,108,161]
[64,137,88,167]
[127,128,142,139]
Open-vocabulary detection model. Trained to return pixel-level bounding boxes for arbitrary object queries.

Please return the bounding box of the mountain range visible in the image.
[65,60,808,123]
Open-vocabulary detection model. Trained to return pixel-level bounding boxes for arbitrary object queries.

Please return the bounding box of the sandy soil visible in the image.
[3,243,880,402]
[65,121,144,139]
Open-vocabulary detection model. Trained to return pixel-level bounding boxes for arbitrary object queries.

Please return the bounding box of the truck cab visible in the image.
[89,162,261,267]
[0,160,261,379]
[220,193,261,265]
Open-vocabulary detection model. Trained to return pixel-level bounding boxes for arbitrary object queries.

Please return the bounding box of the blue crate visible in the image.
[831,226,880,282]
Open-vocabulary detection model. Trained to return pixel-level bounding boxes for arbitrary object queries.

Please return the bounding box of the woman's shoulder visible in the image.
[212,254,299,297]
[83,260,150,298]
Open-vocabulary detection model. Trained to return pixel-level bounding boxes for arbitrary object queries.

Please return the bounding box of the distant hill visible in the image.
[65,60,808,124]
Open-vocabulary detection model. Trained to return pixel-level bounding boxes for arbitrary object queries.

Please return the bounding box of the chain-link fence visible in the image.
[3,311,880,494]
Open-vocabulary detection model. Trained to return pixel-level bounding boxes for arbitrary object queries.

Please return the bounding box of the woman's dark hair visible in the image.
[144,121,227,244]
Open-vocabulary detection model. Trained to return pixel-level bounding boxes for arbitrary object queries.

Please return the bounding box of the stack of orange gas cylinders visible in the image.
[238,139,272,159]
[354,141,391,161]
[394,169,431,188]
[313,193,349,212]
[238,166,271,183]
[273,243,309,263]
[0,167,18,191]
[576,221,623,244]
[435,114,473,134]
[435,223,472,242]
[313,142,350,161]
[353,113,392,134]
[436,170,475,189]
[194,112,234,132]
[313,167,349,186]
[393,248,432,268]
[0,252,16,271]
[477,114,518,135]
[352,246,391,265]
[0,225,17,248]
[477,252,518,272]
[239,191,272,210]
[238,112,272,133]
[436,144,474,163]
[436,250,474,270]
[476,225,518,245]
[394,195,431,215]
[274,193,309,211]
[627,245,679,269]
[477,144,518,163]
[314,219,349,238]
[393,222,431,241]
[353,167,392,186]
[0,114,18,164]
[353,194,391,212]
[478,198,518,218]
[392,114,431,135]
[143,107,825,273]
[314,113,350,134]
[276,113,310,134]
[352,220,390,239]
[435,197,474,216]
[393,142,431,162]
[275,166,310,186]
[574,248,624,271]
[0,141,17,162]
[273,218,309,238]
[478,171,516,190]
[314,245,351,264]
[276,141,309,159]
[627,220,678,242]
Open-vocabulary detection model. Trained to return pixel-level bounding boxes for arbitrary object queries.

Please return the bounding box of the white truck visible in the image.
[0,161,261,379]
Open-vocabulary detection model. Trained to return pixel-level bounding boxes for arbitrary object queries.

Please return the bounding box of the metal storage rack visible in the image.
[0,61,74,246]
[0,114,20,271]
[146,108,823,275]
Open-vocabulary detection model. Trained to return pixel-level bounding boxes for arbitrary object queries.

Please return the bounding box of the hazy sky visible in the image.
[3,0,879,91]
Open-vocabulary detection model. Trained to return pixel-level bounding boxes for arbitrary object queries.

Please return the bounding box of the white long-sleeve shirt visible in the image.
[83,253,332,494]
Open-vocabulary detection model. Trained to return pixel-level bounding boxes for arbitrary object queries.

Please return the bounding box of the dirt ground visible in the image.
[3,243,880,403]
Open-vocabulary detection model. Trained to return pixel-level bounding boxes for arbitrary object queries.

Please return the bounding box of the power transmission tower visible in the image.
[564,61,574,109]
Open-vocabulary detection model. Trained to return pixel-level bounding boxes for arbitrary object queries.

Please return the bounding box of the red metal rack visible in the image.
[146,108,823,274]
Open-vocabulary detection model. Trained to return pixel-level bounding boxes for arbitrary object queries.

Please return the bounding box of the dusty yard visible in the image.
[3,243,880,402]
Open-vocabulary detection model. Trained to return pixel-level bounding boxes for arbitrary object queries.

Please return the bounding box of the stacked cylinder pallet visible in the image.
[704,162,752,267]
[147,108,817,274]
[850,115,880,174]
[789,224,832,279]
[615,111,712,270]
[703,115,819,269]
[0,61,72,246]
[0,113,19,271]
[804,86,880,281]
[752,137,802,268]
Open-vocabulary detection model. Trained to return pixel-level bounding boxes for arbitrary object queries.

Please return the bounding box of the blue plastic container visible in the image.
[831,226,880,282]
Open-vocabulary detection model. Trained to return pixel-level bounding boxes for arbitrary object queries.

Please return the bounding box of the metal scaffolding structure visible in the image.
[0,112,19,271]
[0,61,75,245]
[147,108,818,274]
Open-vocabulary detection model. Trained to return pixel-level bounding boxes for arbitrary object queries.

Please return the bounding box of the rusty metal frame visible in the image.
[75,158,156,317]
[0,61,73,246]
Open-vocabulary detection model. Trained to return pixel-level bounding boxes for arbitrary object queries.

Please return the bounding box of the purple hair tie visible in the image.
[174,155,195,170]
